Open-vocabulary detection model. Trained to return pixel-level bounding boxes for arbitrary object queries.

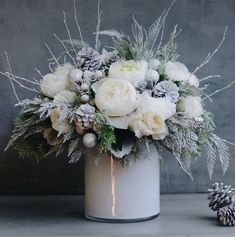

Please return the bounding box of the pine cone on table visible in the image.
[208,183,235,211]
[217,204,235,226]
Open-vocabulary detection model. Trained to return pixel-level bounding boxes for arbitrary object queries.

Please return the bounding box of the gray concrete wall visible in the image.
[0,0,234,194]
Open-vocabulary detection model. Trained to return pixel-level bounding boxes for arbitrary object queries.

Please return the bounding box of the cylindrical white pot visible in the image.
[85,143,160,222]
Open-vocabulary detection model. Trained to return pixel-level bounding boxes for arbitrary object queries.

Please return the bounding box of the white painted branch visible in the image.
[202,79,235,101]
[95,0,102,51]
[201,91,212,103]
[73,0,84,44]
[35,67,43,79]
[5,72,40,85]
[4,52,20,103]
[53,33,77,66]
[63,11,77,56]
[44,43,60,66]
[192,26,228,75]
[199,74,221,82]
[1,72,39,93]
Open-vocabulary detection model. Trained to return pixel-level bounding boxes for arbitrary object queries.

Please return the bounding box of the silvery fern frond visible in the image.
[205,134,230,178]
[160,113,201,178]
[68,138,83,163]
[95,30,124,40]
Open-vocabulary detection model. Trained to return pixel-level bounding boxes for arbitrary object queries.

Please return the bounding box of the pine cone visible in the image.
[217,204,235,226]
[208,183,235,211]
[99,50,118,75]
[152,81,179,103]
[76,47,101,71]
[136,81,148,93]
[135,81,152,95]
[74,104,96,130]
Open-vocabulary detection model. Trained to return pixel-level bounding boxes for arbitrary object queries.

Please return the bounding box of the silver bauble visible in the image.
[83,71,94,81]
[80,83,89,92]
[80,94,90,103]
[145,69,160,82]
[82,133,97,148]
[69,69,83,83]
[94,70,103,79]
[148,59,161,70]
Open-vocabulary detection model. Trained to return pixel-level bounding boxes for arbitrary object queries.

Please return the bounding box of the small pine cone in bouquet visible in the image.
[74,104,96,135]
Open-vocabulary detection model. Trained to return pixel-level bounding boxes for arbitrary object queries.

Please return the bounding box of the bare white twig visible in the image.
[53,33,77,66]
[33,77,39,84]
[63,54,67,63]
[44,42,60,66]
[199,74,221,82]
[73,0,84,44]
[192,26,228,75]
[201,91,212,103]
[0,72,39,93]
[35,67,43,79]
[63,11,77,56]
[4,52,21,103]
[202,79,235,101]
[95,0,102,51]
[3,72,40,86]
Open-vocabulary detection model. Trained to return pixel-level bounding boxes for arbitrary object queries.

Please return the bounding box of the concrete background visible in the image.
[0,0,234,195]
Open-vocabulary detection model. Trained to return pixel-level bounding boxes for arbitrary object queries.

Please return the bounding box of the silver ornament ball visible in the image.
[83,71,94,81]
[80,83,89,92]
[69,69,83,82]
[94,70,103,79]
[80,94,90,103]
[82,133,97,148]
[145,69,159,82]
[148,59,161,70]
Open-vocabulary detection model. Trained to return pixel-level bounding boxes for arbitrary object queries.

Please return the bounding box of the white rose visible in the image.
[129,92,176,140]
[165,61,199,87]
[180,96,203,118]
[108,60,148,84]
[53,90,79,104]
[40,64,74,98]
[94,78,137,117]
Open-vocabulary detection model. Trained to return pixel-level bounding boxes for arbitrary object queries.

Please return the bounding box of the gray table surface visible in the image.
[0,194,234,237]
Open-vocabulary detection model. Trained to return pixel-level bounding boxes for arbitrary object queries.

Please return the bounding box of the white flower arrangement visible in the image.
[1,1,235,178]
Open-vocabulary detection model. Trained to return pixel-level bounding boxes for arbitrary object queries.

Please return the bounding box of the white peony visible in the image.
[94,78,137,117]
[129,92,176,140]
[108,60,148,84]
[40,64,74,98]
[53,90,79,104]
[165,61,199,87]
[180,96,203,118]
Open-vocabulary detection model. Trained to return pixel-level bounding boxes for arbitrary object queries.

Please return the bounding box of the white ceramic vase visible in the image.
[84,143,160,222]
